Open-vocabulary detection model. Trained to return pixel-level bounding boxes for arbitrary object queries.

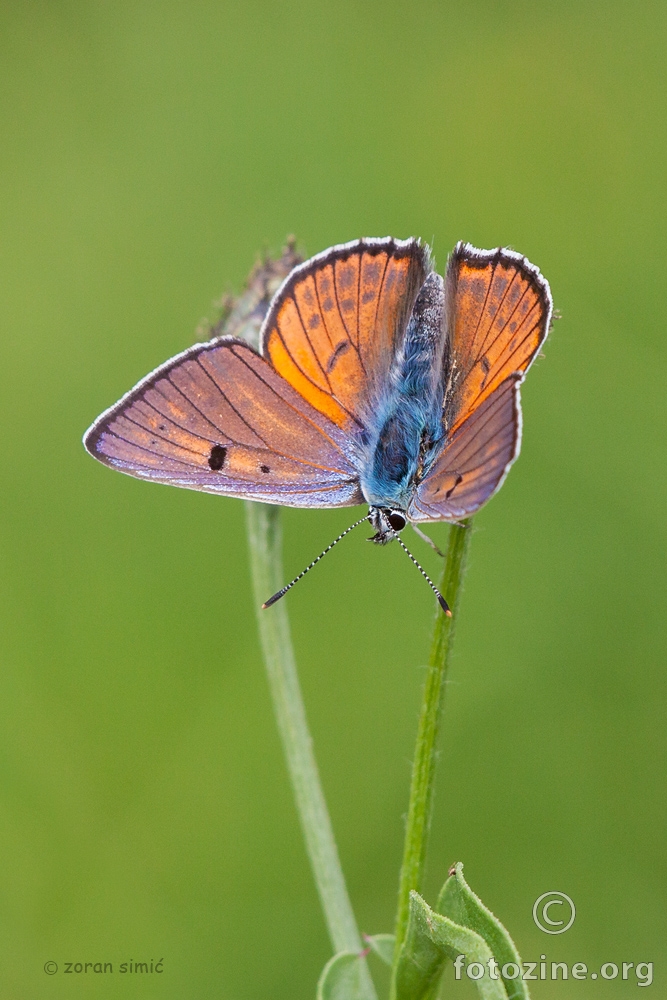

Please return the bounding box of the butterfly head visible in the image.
[368,506,407,545]
[367,506,451,614]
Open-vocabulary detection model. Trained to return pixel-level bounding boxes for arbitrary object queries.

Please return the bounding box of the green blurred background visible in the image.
[1,2,665,996]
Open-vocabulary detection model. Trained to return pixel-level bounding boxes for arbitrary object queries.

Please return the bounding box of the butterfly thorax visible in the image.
[359,272,446,511]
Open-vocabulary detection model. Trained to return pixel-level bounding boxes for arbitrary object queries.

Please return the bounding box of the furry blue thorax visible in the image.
[359,272,446,510]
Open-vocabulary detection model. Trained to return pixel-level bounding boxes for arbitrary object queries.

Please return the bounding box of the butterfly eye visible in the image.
[387,511,406,532]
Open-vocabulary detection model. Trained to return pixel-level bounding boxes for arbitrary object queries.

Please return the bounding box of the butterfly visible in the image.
[84,238,552,611]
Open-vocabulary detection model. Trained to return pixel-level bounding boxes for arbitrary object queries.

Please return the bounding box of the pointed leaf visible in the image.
[317,951,370,1000]
[437,863,530,1000]
[363,934,395,966]
[394,891,507,1000]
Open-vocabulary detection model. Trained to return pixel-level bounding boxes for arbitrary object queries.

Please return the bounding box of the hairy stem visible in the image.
[391,519,473,991]
[245,501,376,998]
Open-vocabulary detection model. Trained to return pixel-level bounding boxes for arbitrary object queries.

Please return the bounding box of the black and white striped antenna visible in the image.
[262,513,452,616]
[396,536,451,616]
[262,514,369,608]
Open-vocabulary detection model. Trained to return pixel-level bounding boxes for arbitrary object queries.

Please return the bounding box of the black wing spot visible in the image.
[445,473,463,499]
[158,424,167,431]
[480,357,490,374]
[208,445,227,471]
[326,339,351,373]
[260,464,271,474]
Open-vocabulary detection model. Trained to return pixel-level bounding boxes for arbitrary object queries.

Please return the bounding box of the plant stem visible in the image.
[391,519,473,990]
[245,501,377,999]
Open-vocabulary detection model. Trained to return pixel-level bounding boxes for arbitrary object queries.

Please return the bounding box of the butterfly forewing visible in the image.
[443,243,552,434]
[261,237,430,431]
[84,338,363,507]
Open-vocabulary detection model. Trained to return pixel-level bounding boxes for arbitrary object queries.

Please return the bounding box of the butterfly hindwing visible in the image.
[84,338,363,507]
[261,237,430,432]
[409,375,520,521]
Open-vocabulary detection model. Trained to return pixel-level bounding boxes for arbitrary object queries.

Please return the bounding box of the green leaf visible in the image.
[437,863,530,1000]
[317,951,370,1000]
[394,891,507,1000]
[364,934,395,966]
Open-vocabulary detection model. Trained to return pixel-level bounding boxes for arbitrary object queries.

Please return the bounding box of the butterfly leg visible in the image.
[410,523,446,558]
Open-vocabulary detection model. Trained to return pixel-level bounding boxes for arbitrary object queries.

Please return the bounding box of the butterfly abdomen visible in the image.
[363,402,430,507]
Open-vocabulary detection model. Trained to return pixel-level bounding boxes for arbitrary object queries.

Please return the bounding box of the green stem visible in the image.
[245,501,376,999]
[391,519,473,992]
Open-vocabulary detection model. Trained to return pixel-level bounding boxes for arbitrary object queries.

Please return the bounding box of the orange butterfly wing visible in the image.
[409,243,552,522]
[260,238,430,432]
[443,243,552,435]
